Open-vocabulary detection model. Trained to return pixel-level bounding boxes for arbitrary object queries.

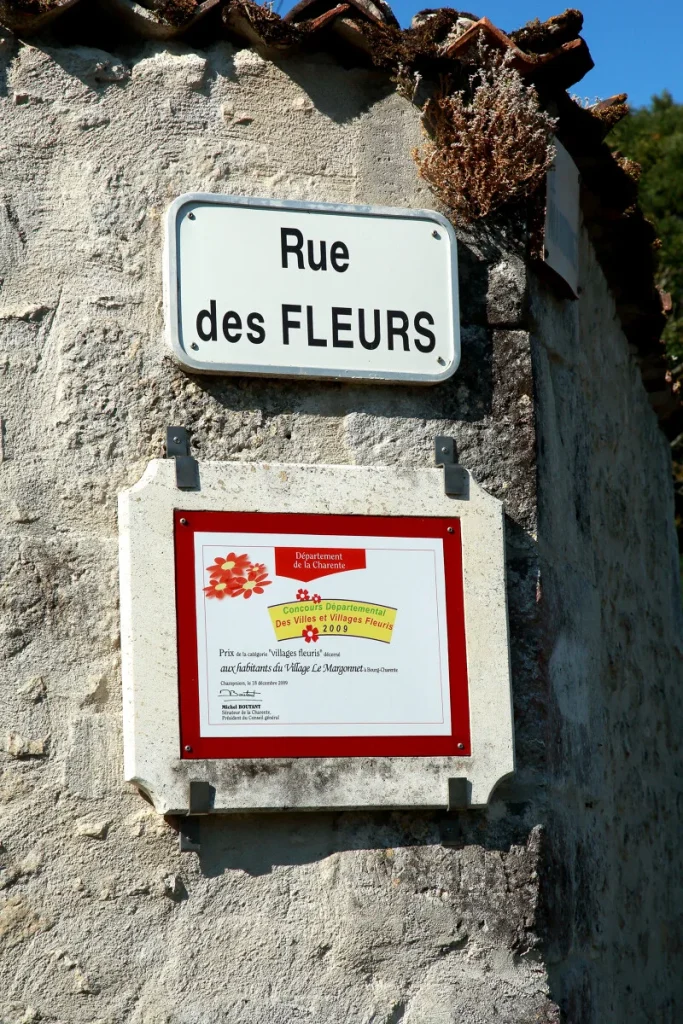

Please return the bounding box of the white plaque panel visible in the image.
[194,532,450,738]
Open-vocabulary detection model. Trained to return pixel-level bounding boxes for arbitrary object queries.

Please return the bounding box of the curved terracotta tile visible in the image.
[99,0,221,40]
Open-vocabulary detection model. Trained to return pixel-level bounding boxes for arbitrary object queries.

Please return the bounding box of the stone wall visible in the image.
[0,33,679,1024]
[531,230,683,1023]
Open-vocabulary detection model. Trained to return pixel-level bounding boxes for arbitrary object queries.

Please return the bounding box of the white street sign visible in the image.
[164,193,460,384]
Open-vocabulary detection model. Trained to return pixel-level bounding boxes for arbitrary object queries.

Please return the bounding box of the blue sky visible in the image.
[422,0,681,108]
[281,0,682,109]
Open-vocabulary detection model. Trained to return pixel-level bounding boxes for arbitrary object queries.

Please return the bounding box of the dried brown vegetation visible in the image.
[0,0,55,12]
[157,0,199,27]
[223,0,302,48]
[414,48,557,222]
[362,9,474,77]
[509,8,583,54]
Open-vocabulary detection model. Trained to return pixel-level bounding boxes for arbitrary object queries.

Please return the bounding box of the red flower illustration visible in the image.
[250,562,267,575]
[228,568,272,599]
[302,623,319,643]
[204,579,232,600]
[296,588,310,601]
[312,594,321,604]
[208,552,251,581]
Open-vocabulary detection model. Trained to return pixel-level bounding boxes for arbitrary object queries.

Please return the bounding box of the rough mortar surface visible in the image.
[0,35,680,1024]
[530,233,683,1023]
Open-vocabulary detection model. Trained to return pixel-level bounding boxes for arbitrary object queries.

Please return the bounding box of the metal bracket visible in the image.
[178,817,201,853]
[165,426,200,490]
[439,815,462,848]
[439,779,470,847]
[189,780,213,815]
[447,777,470,811]
[435,436,468,498]
[176,782,213,853]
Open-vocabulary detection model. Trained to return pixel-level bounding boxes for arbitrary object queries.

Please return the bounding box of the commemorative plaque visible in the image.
[119,459,513,812]
[175,511,470,759]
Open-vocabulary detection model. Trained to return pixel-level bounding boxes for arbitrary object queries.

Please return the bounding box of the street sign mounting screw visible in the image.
[191,343,199,350]
[432,230,440,238]
[188,212,195,220]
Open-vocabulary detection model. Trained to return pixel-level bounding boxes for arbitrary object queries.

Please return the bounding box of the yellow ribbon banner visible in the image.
[268,599,397,644]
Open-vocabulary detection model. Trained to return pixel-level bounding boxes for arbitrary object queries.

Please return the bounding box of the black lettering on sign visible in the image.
[281,229,304,270]
[306,306,327,346]
[281,304,301,345]
[330,241,349,273]
[196,300,217,341]
[280,228,350,272]
[332,307,353,348]
[247,312,265,344]
[359,309,381,350]
[387,310,409,351]
[222,310,242,343]
[414,311,436,353]
[307,240,327,272]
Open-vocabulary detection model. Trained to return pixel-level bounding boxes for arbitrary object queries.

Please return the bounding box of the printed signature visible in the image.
[219,689,261,698]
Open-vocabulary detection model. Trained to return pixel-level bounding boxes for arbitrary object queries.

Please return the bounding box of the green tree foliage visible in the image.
[610,93,683,573]
[609,91,683,370]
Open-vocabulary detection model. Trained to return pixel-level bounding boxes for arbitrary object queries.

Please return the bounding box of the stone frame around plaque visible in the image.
[118,459,514,812]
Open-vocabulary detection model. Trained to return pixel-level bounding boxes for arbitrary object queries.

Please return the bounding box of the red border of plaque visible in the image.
[174,511,471,759]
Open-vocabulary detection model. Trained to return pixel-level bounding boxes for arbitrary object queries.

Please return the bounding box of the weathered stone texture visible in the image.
[0,33,679,1024]
[0,38,548,1024]
[531,229,683,1022]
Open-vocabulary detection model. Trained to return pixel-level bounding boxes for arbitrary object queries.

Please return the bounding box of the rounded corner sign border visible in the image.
[173,508,472,760]
[163,192,460,384]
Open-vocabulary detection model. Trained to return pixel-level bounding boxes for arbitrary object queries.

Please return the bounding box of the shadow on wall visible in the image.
[189,342,493,430]
[275,56,394,124]
[162,513,541,882]
[13,20,392,126]
[175,801,538,878]
[175,239,496,440]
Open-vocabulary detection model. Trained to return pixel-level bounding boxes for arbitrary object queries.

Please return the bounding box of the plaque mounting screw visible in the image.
[191,343,199,350]
[188,212,196,220]
[457,743,464,750]
[447,527,454,533]
[432,230,440,238]
[184,745,192,752]
[435,436,468,499]
[179,518,188,526]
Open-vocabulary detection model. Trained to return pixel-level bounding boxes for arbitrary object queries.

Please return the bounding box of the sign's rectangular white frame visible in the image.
[119,460,514,814]
[164,193,460,384]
